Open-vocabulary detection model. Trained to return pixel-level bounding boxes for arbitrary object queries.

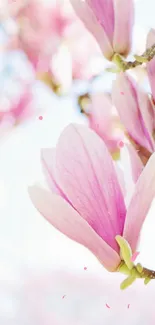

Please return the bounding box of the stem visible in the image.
[119,262,155,279]
[113,43,155,72]
[141,267,155,279]
[118,261,155,289]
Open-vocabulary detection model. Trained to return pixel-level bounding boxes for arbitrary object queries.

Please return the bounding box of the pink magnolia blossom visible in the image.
[29,124,155,272]
[112,72,155,154]
[70,0,134,60]
[147,28,155,103]
[88,92,124,154]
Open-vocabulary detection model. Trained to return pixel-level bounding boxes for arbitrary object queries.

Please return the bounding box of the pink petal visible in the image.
[28,186,121,271]
[131,251,140,262]
[6,86,33,124]
[119,144,143,208]
[70,0,114,59]
[147,29,155,102]
[125,143,143,183]
[89,93,113,133]
[86,0,114,42]
[113,0,134,55]
[89,93,121,152]
[41,148,69,202]
[112,73,154,152]
[55,124,126,252]
[123,153,155,252]
[115,164,126,197]
[136,88,155,152]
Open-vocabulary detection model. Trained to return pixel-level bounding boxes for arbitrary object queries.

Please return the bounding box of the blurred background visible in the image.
[1,0,155,324]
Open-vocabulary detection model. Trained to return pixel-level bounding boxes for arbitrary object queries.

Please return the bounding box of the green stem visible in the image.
[112,43,155,72]
[118,261,155,289]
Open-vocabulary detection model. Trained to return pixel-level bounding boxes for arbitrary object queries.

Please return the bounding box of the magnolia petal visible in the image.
[28,186,121,271]
[137,88,155,152]
[41,148,69,201]
[86,0,114,42]
[70,0,114,59]
[147,29,155,102]
[112,73,152,151]
[132,251,140,262]
[89,93,120,152]
[89,93,112,135]
[125,143,143,183]
[115,164,126,197]
[119,144,143,208]
[123,153,155,252]
[55,124,126,252]
[113,0,134,56]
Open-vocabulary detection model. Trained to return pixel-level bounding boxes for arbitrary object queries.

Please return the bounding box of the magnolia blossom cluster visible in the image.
[7,0,103,83]
[27,0,155,290]
[1,0,155,139]
[0,0,104,133]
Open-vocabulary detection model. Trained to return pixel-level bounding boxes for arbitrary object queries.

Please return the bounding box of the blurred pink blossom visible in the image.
[65,18,102,81]
[6,0,103,93]
[0,85,35,136]
[88,92,123,154]
[9,0,72,73]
